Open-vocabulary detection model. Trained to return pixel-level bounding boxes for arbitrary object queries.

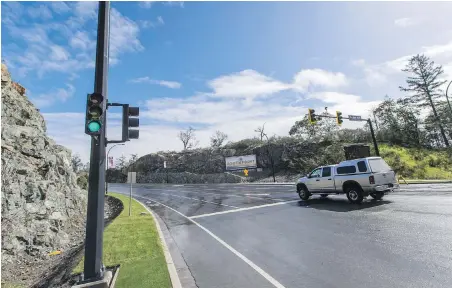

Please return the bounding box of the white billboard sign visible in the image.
[225,155,257,171]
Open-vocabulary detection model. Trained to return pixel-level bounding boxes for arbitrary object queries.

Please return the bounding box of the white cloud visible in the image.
[28,5,53,20]
[50,2,71,14]
[130,77,182,89]
[139,1,156,9]
[109,8,144,64]
[394,17,417,28]
[70,31,92,50]
[139,16,165,29]
[292,69,348,92]
[207,70,290,99]
[163,1,185,8]
[50,45,70,61]
[31,84,75,108]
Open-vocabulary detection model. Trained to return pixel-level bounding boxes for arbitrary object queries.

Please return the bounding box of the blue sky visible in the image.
[2,1,452,162]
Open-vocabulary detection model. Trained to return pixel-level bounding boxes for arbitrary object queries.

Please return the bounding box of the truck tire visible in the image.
[370,192,384,200]
[345,185,364,204]
[297,185,310,201]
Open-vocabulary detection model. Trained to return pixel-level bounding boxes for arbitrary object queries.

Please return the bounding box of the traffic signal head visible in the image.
[336,111,343,125]
[308,108,317,124]
[85,93,105,135]
[122,104,140,141]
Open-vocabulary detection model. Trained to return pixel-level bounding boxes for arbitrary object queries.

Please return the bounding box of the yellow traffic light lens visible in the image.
[88,106,102,119]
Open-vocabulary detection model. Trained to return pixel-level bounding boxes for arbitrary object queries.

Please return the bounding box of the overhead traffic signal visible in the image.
[308,108,317,124]
[85,93,105,135]
[122,104,140,141]
[336,111,343,125]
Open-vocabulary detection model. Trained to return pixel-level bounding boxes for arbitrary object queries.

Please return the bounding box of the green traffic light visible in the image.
[87,121,101,132]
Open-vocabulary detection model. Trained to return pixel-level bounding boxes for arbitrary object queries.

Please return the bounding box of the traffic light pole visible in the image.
[367,119,380,156]
[83,1,110,282]
[308,112,380,157]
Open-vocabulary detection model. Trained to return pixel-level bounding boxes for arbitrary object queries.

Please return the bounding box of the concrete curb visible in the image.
[136,200,183,288]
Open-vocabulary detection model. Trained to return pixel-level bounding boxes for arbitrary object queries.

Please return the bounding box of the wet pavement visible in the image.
[109,183,452,288]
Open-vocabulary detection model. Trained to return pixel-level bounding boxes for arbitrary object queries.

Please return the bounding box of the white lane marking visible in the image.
[129,194,287,288]
[245,193,270,196]
[139,188,285,202]
[189,200,301,219]
[158,192,240,209]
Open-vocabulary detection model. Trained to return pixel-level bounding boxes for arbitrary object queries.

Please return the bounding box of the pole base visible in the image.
[72,265,120,288]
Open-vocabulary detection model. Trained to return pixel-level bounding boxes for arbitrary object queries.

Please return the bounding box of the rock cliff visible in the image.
[1,64,88,287]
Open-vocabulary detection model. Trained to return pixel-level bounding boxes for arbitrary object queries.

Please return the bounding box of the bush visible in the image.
[77,174,88,190]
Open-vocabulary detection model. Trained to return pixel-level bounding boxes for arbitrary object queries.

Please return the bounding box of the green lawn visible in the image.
[74,193,171,288]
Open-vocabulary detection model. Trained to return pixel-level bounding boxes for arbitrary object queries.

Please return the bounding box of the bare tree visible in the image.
[178,126,199,150]
[399,54,449,147]
[254,123,276,182]
[254,123,266,141]
[210,130,228,148]
[71,153,83,173]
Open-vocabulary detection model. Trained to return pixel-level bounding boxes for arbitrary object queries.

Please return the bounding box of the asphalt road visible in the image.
[109,183,452,288]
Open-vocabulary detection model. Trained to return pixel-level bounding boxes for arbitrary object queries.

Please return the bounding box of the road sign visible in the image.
[244,169,249,176]
[164,161,167,169]
[127,172,136,183]
[108,156,114,167]
[348,115,362,121]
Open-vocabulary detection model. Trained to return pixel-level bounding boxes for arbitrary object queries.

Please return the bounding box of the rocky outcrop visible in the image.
[1,64,88,287]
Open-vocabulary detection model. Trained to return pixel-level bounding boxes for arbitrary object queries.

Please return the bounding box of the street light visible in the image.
[446,80,452,116]
[106,143,124,194]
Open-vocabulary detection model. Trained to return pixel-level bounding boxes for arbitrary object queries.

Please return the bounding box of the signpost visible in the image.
[225,155,257,171]
[127,172,136,216]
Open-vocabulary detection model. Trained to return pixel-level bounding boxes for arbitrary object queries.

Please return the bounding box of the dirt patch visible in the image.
[29,196,123,288]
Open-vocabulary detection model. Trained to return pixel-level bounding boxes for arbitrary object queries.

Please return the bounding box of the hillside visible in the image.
[112,138,452,184]
[1,64,88,287]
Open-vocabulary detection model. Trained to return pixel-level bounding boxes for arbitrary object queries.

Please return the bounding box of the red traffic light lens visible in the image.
[89,93,103,105]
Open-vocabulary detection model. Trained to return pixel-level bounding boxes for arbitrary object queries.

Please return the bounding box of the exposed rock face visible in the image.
[1,64,87,286]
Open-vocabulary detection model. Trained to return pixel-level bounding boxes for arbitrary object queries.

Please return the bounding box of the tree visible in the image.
[71,154,83,173]
[178,126,199,150]
[399,54,449,147]
[289,111,338,142]
[254,123,266,141]
[210,130,228,148]
[116,155,127,170]
[255,123,276,182]
[372,97,421,146]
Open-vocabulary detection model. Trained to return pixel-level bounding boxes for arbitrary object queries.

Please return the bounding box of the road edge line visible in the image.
[136,199,183,288]
[133,194,287,288]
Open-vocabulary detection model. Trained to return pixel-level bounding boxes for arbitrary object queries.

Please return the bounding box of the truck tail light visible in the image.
[369,175,375,184]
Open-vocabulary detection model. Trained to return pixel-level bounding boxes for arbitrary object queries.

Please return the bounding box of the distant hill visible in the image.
[110,137,452,184]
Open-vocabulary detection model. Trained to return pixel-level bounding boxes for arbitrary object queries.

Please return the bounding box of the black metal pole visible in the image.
[106,144,124,194]
[368,118,380,156]
[83,1,110,281]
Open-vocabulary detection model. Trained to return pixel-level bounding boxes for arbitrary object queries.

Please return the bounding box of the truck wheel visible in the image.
[297,185,310,201]
[320,194,328,198]
[370,192,384,200]
[346,185,364,204]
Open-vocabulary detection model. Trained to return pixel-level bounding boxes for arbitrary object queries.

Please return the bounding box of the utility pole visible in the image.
[83,1,110,282]
[368,119,380,156]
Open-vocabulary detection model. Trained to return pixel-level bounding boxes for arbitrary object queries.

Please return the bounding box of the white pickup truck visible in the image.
[296,157,399,204]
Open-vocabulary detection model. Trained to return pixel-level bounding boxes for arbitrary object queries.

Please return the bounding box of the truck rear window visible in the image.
[368,159,392,173]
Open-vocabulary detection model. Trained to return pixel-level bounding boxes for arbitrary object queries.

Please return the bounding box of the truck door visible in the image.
[306,168,322,192]
[318,166,335,192]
